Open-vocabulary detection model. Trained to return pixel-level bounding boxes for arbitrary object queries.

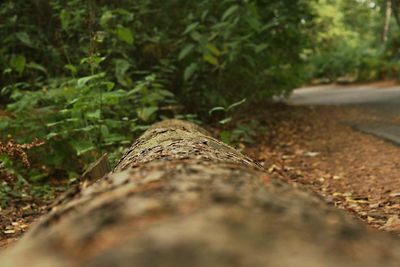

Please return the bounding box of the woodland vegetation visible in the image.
[1,0,400,207]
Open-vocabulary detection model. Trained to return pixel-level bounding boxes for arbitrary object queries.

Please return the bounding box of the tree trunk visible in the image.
[383,0,392,44]
[392,0,400,28]
[2,119,400,267]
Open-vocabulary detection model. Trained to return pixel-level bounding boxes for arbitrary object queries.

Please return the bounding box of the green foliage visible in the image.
[173,0,314,108]
[230,120,264,144]
[0,154,28,208]
[208,98,262,145]
[209,98,247,126]
[307,0,400,82]
[218,120,265,146]
[3,70,175,173]
[0,0,315,106]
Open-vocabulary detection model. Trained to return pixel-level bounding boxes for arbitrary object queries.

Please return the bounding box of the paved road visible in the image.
[285,83,400,146]
[288,84,400,106]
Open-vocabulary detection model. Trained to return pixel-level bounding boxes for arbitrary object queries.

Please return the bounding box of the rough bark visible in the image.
[2,119,400,267]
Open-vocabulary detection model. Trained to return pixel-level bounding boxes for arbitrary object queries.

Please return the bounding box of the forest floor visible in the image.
[244,102,400,234]
[2,83,400,248]
[0,193,49,248]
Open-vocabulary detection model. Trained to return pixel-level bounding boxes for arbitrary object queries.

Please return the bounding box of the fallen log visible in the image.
[2,119,400,267]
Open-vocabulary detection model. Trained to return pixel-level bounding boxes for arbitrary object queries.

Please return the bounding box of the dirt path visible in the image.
[245,104,400,233]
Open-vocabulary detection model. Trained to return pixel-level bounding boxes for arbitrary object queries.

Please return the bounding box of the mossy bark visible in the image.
[1,119,400,267]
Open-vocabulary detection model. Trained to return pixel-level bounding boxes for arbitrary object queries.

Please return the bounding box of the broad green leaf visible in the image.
[16,32,33,47]
[86,110,101,120]
[46,121,65,127]
[80,55,106,67]
[103,89,128,101]
[137,107,158,122]
[203,53,219,66]
[219,117,232,125]
[183,22,199,35]
[178,44,195,61]
[3,68,12,74]
[246,16,262,32]
[10,55,26,74]
[64,64,77,75]
[114,8,131,16]
[157,89,175,98]
[222,5,239,21]
[116,27,134,45]
[67,98,79,106]
[115,59,131,86]
[100,10,113,27]
[100,125,109,138]
[59,109,70,115]
[207,30,220,41]
[227,98,246,111]
[127,86,144,96]
[130,124,149,132]
[26,62,47,74]
[45,132,59,140]
[60,10,71,30]
[74,125,97,132]
[103,134,127,144]
[260,21,277,32]
[243,54,256,68]
[190,31,202,42]
[209,106,225,115]
[115,59,130,76]
[70,140,95,156]
[183,63,197,81]
[255,44,269,54]
[207,43,220,56]
[103,81,115,91]
[201,10,209,21]
[46,118,79,127]
[77,72,105,87]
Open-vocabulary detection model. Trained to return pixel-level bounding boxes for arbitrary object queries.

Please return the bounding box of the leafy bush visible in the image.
[1,71,176,176]
[1,0,314,104]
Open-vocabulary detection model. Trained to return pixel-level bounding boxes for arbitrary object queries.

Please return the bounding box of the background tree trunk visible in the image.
[383,0,392,43]
[2,120,400,267]
[392,0,400,27]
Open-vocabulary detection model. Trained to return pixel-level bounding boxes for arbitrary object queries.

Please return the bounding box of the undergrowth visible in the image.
[0,139,44,208]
